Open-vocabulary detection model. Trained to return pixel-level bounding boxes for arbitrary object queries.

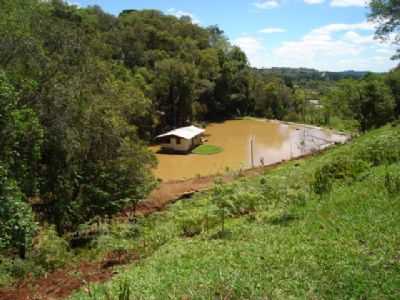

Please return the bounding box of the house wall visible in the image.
[160,135,202,152]
[161,137,192,152]
[193,135,202,146]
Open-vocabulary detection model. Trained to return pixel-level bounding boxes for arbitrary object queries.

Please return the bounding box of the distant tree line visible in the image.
[323,71,400,131]
[321,0,400,132]
[259,67,371,82]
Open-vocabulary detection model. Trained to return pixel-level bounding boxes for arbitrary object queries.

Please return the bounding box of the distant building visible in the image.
[309,99,323,109]
[156,125,205,153]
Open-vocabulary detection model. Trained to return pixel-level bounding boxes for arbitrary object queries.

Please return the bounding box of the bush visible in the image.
[0,256,13,287]
[211,183,264,235]
[213,183,263,217]
[384,166,400,195]
[0,257,44,283]
[354,131,400,166]
[179,217,203,237]
[176,205,220,237]
[312,157,370,195]
[0,165,37,258]
[32,226,72,271]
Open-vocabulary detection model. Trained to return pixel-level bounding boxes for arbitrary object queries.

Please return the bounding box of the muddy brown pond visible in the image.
[151,119,349,181]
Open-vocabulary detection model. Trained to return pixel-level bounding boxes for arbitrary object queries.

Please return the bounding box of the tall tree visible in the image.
[357,76,396,131]
[386,67,400,117]
[0,72,40,258]
[369,0,400,60]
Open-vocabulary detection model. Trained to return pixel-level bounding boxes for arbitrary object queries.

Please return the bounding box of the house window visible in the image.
[176,137,181,145]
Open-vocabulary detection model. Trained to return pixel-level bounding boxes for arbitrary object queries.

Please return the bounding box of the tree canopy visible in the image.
[369,0,400,59]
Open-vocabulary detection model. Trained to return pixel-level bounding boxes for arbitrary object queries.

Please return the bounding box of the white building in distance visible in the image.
[156,126,205,153]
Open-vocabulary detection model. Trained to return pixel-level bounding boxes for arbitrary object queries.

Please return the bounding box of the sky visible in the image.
[68,0,398,72]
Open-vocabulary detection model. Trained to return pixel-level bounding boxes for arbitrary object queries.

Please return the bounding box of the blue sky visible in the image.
[69,0,398,72]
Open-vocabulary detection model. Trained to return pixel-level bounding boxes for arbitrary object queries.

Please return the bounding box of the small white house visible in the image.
[156,125,205,153]
[309,99,324,109]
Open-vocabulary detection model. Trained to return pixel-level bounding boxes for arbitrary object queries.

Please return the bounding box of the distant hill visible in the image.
[257,67,374,81]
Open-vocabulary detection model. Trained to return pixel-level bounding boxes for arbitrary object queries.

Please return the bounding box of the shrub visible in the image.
[176,205,220,237]
[312,157,370,195]
[384,166,400,195]
[211,182,264,235]
[226,190,262,215]
[0,165,37,258]
[90,280,132,300]
[354,131,400,166]
[286,189,307,207]
[179,217,203,237]
[213,183,263,217]
[0,257,44,282]
[32,226,72,271]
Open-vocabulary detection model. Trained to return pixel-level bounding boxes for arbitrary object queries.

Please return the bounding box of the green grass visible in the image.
[64,123,400,299]
[192,144,223,155]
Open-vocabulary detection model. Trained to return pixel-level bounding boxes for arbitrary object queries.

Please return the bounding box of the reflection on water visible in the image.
[151,119,348,181]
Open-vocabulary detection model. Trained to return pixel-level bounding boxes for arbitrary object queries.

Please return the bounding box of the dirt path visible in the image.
[0,150,329,300]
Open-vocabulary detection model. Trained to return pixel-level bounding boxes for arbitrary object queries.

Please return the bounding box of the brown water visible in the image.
[151,119,348,181]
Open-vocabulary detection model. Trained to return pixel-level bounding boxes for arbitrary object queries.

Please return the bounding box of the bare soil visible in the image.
[0,251,139,300]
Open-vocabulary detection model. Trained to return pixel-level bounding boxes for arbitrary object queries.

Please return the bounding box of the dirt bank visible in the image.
[0,250,140,300]
[123,161,286,217]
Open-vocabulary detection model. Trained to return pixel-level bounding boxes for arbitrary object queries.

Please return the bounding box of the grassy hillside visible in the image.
[70,123,400,299]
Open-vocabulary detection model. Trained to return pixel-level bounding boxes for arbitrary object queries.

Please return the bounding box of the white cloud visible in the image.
[253,0,280,9]
[304,22,376,42]
[330,0,370,7]
[304,0,325,4]
[233,36,265,55]
[376,48,393,54]
[343,31,375,44]
[301,0,370,6]
[235,21,397,72]
[254,0,370,9]
[259,27,287,34]
[273,22,396,71]
[232,36,269,67]
[166,8,201,24]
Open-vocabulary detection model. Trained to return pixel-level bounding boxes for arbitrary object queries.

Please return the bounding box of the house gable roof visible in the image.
[156,126,205,140]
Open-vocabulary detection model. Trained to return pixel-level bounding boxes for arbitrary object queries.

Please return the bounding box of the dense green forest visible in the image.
[0,0,400,294]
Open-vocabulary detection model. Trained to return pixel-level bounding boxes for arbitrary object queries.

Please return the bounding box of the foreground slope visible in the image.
[71,123,400,299]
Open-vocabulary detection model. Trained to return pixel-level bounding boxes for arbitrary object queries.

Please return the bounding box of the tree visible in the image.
[155,59,198,128]
[369,0,400,59]
[254,80,293,120]
[386,67,400,117]
[356,76,396,131]
[0,71,43,195]
[212,47,251,119]
[0,166,37,258]
[0,72,39,258]
[325,79,361,121]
